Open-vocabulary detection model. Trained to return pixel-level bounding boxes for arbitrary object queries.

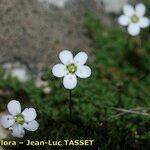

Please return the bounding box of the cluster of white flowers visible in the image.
[0,50,91,139]
[118,3,149,36]
[52,50,91,89]
[0,100,39,138]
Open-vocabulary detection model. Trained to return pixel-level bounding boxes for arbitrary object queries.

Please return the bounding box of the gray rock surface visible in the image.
[0,0,94,73]
[0,113,10,140]
[99,0,128,13]
[0,0,139,73]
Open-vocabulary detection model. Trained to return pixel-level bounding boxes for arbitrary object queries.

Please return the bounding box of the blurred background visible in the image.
[0,0,150,149]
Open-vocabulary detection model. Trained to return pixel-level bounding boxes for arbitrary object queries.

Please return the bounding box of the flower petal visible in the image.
[118,15,129,26]
[59,50,73,65]
[52,64,66,78]
[138,17,150,28]
[128,24,140,36]
[123,4,134,16]
[7,100,21,116]
[22,108,37,122]
[0,115,14,128]
[23,120,39,131]
[11,125,25,138]
[76,65,91,78]
[135,3,146,17]
[63,74,77,89]
[74,52,88,65]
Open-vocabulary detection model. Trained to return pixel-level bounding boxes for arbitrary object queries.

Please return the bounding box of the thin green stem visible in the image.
[116,82,123,107]
[117,91,122,106]
[69,90,72,120]
[138,35,141,48]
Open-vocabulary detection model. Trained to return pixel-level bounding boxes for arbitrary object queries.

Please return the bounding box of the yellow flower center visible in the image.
[15,114,24,125]
[131,14,139,23]
[67,64,77,74]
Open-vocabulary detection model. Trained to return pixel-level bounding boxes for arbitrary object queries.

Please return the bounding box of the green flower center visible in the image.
[15,114,24,125]
[67,64,77,74]
[131,14,139,23]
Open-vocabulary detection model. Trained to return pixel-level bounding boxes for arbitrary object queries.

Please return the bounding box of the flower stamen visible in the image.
[130,14,139,23]
[67,64,77,74]
[15,114,24,125]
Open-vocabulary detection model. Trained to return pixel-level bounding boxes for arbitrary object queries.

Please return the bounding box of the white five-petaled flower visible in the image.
[0,100,39,138]
[118,3,150,36]
[52,50,91,89]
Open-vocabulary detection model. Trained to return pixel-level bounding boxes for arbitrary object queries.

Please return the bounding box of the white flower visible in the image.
[52,50,91,89]
[118,3,150,36]
[0,100,39,138]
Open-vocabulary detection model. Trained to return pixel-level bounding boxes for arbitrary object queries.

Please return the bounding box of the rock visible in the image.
[95,0,142,13]
[0,0,91,73]
[0,126,9,140]
[0,0,141,74]
[38,0,69,8]
[0,147,4,150]
[2,62,31,82]
[99,0,128,13]
[35,74,52,94]
[11,68,30,82]
[0,113,10,140]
